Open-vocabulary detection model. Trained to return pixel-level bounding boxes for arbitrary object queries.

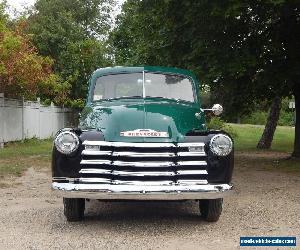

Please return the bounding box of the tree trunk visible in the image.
[292,87,300,158]
[257,96,282,149]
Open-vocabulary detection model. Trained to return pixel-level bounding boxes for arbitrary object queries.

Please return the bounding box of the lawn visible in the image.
[0,138,53,159]
[0,139,53,181]
[230,123,295,153]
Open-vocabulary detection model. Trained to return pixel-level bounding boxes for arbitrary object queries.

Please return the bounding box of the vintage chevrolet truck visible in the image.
[52,66,234,222]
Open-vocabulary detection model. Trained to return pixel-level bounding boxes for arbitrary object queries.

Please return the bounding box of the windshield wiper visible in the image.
[106,96,143,101]
[145,96,180,102]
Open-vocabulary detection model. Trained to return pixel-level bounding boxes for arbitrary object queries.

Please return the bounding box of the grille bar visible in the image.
[177,161,207,166]
[112,152,176,157]
[77,177,111,183]
[113,170,176,177]
[176,170,208,175]
[81,159,111,165]
[113,161,175,167]
[177,152,206,157]
[82,150,112,156]
[79,169,112,174]
[177,142,205,147]
[177,180,208,185]
[79,168,208,176]
[113,180,174,186]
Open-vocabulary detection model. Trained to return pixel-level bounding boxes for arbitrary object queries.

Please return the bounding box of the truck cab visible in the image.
[52,66,234,222]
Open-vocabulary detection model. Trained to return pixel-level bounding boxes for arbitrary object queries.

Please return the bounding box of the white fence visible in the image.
[0,93,78,145]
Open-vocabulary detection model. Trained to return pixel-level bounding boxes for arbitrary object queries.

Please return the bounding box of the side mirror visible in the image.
[202,104,223,116]
[212,104,223,116]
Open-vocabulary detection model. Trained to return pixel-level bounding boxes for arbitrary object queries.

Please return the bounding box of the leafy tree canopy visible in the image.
[112,0,299,116]
[0,8,63,101]
[26,0,115,102]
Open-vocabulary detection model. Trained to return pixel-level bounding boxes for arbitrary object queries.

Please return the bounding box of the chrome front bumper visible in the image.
[52,182,233,200]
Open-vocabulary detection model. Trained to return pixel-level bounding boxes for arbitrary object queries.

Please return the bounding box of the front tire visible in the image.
[199,198,223,222]
[63,198,85,221]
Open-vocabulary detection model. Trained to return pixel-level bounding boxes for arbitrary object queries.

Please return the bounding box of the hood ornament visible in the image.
[120,129,169,138]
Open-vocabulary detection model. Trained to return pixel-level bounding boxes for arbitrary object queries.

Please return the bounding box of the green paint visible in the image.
[80,66,206,142]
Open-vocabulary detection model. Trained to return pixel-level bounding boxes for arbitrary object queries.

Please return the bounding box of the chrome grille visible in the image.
[78,141,208,185]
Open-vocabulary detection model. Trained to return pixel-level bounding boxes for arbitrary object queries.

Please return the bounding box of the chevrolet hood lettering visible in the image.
[120,129,169,138]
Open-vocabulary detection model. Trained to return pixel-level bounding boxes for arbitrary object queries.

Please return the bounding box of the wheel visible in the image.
[63,198,85,221]
[199,198,223,222]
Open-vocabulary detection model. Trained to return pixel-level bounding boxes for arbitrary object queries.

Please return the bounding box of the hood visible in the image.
[79,99,205,142]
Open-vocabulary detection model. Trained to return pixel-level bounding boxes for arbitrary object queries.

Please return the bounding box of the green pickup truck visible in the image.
[52,66,234,222]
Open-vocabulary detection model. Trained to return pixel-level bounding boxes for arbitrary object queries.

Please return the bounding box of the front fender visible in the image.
[183,130,234,183]
[52,129,105,178]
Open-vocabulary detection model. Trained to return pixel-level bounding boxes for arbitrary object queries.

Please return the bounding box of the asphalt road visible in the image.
[0,154,299,250]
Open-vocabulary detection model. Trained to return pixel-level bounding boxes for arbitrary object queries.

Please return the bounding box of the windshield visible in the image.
[93,72,195,102]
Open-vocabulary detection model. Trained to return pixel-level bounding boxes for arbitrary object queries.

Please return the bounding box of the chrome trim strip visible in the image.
[113,161,174,167]
[177,161,207,166]
[113,180,174,186]
[176,170,208,175]
[80,160,111,165]
[82,150,111,156]
[142,70,145,98]
[79,169,112,174]
[52,182,233,200]
[52,177,74,182]
[81,160,207,167]
[112,170,175,177]
[176,180,208,185]
[76,178,111,183]
[83,141,176,148]
[177,152,206,157]
[112,152,176,157]
[177,142,205,147]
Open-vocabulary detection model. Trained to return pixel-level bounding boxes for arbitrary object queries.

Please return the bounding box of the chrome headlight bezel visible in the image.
[209,134,233,156]
[54,131,80,155]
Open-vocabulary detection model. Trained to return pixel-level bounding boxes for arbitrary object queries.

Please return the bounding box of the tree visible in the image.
[0,18,60,100]
[257,97,282,149]
[59,39,111,100]
[26,0,115,101]
[112,0,300,158]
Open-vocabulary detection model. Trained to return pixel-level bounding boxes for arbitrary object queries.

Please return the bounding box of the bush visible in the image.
[240,111,267,125]
[207,117,237,138]
[240,110,294,126]
[278,110,294,126]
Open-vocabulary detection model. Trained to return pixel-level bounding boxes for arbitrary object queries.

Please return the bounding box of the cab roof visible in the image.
[91,66,197,79]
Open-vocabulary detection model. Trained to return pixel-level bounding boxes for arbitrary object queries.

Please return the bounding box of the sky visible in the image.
[7,0,35,11]
[6,0,125,17]
[7,0,35,15]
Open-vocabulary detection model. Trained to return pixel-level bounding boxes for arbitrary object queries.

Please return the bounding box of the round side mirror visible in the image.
[212,104,223,116]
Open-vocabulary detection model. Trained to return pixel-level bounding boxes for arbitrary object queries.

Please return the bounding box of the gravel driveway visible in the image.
[0,154,299,250]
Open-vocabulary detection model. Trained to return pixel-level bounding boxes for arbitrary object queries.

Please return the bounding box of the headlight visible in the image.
[209,134,233,156]
[54,131,79,154]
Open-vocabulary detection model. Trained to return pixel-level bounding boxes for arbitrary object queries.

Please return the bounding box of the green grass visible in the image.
[231,123,299,173]
[0,138,53,159]
[263,158,300,173]
[230,123,295,152]
[0,138,53,179]
[0,163,28,177]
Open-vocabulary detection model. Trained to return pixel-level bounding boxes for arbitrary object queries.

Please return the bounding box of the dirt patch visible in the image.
[0,156,299,250]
